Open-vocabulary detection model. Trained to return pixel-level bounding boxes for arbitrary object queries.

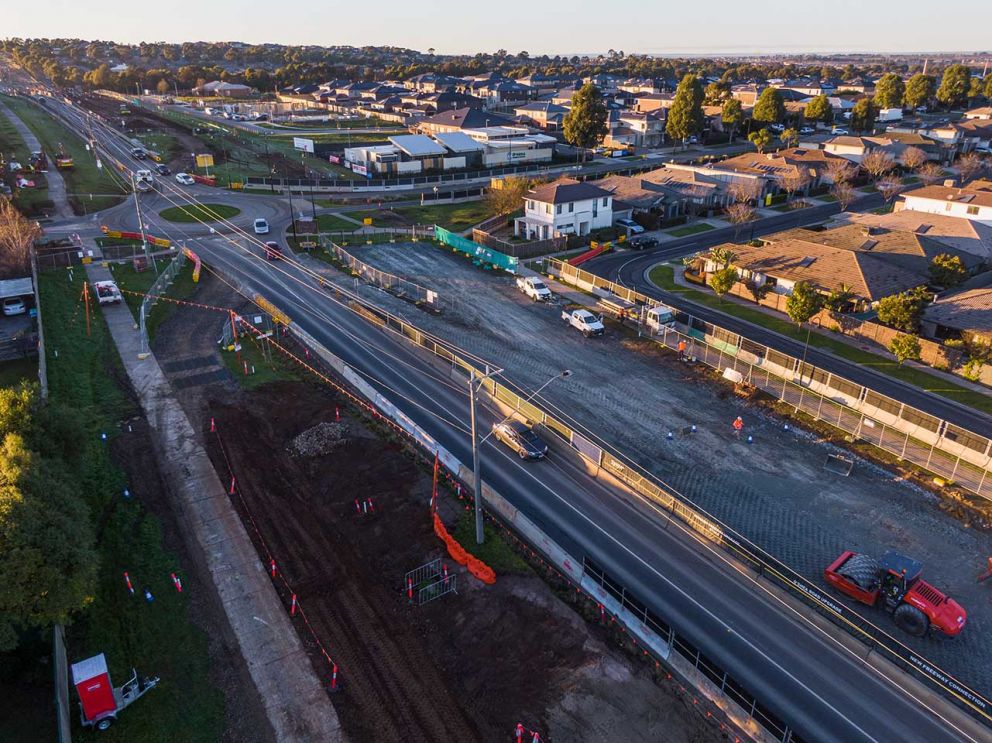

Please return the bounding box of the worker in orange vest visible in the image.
[678,339,687,361]
[733,416,744,437]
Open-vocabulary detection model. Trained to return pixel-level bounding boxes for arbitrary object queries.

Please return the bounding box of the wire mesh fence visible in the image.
[325,240,447,312]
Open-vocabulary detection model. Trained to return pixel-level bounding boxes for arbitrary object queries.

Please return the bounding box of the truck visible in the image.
[878,107,903,122]
[824,550,966,637]
[516,276,552,302]
[93,281,122,305]
[561,307,605,337]
[645,304,677,332]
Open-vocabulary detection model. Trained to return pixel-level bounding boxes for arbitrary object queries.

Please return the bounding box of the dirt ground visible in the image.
[323,241,992,698]
[151,273,720,742]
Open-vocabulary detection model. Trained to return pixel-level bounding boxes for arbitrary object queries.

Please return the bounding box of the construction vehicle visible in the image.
[72,653,159,731]
[54,143,73,169]
[824,550,967,637]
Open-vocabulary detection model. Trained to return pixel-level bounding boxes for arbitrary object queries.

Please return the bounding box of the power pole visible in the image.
[469,370,484,544]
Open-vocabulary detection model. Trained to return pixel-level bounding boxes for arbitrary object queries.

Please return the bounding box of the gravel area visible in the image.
[297,241,992,700]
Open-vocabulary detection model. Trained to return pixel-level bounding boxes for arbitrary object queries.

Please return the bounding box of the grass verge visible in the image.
[351,200,495,232]
[451,510,531,575]
[221,331,301,390]
[159,203,240,222]
[666,222,715,238]
[317,213,360,232]
[647,265,992,414]
[108,259,198,342]
[37,269,225,741]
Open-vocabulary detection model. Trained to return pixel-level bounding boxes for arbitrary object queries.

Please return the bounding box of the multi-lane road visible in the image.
[32,91,992,743]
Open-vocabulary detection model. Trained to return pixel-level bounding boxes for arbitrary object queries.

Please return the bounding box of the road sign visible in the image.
[293,137,315,154]
[195,154,214,168]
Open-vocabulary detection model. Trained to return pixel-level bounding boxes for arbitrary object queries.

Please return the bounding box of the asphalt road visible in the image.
[585,202,992,436]
[189,233,985,743]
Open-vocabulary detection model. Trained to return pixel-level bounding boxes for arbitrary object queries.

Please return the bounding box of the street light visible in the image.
[468,368,572,545]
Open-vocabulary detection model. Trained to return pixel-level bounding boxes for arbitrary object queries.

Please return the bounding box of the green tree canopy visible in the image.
[721,98,744,141]
[704,80,730,104]
[876,287,929,333]
[904,73,935,110]
[752,87,785,125]
[985,76,992,102]
[562,83,609,150]
[785,281,824,325]
[708,266,739,301]
[665,74,704,144]
[873,73,905,109]
[748,128,772,153]
[850,98,877,132]
[929,253,968,288]
[804,94,834,124]
[889,334,922,364]
[936,64,971,108]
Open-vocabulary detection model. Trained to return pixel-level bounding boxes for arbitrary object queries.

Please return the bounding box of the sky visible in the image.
[4,0,992,57]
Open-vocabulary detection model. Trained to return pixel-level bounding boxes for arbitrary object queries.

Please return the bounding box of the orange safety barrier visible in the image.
[568,243,610,266]
[432,513,496,584]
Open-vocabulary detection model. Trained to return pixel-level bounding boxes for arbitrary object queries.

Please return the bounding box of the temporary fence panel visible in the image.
[434,226,519,274]
[326,241,445,311]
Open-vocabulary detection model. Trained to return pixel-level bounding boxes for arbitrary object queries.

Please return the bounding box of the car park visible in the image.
[2,297,26,316]
[616,218,645,234]
[253,218,270,235]
[492,420,549,460]
[175,173,195,185]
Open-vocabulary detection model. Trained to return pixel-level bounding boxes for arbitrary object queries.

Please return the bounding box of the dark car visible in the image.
[629,236,658,250]
[264,241,282,261]
[492,420,548,460]
[155,164,171,175]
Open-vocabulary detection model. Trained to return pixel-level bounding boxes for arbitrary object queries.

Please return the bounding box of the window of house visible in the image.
[556,203,562,214]
[568,202,574,212]
[545,203,551,214]
[527,200,534,210]
[967,206,979,215]
[603,197,609,206]
[945,202,953,211]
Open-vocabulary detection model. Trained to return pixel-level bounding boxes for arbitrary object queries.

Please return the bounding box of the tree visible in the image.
[861,149,895,180]
[486,176,533,216]
[748,128,772,153]
[786,281,824,326]
[665,74,704,146]
[877,178,902,203]
[0,200,41,278]
[936,64,971,108]
[155,78,170,95]
[849,98,877,132]
[968,77,985,104]
[728,180,763,205]
[704,80,729,105]
[804,94,834,125]
[825,284,856,312]
[917,161,946,185]
[562,83,609,151]
[889,334,922,365]
[873,73,905,109]
[780,127,800,149]
[708,266,738,301]
[721,98,744,143]
[956,152,986,183]
[777,169,811,202]
[929,253,968,288]
[725,203,756,238]
[904,73,936,110]
[901,146,927,172]
[831,181,856,210]
[826,157,856,185]
[752,87,785,126]
[876,287,929,332]
[985,75,992,102]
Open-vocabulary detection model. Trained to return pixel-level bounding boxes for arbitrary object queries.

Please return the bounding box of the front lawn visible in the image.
[667,222,715,238]
[159,203,241,222]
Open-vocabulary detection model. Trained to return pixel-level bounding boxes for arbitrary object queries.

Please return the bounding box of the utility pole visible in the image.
[129,172,157,276]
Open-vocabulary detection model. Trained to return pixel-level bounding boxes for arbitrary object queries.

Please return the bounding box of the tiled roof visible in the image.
[923,288,992,336]
[527,178,612,204]
[902,181,992,209]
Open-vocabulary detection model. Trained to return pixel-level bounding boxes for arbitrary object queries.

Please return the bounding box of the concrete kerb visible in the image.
[82,263,344,743]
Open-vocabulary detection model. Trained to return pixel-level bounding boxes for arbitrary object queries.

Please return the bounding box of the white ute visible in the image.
[93,281,122,305]
[516,276,552,301]
[562,308,605,337]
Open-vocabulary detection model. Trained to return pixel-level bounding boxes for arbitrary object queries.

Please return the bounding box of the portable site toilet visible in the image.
[71,654,117,728]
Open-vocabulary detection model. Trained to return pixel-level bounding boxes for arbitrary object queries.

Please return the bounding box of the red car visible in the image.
[263,241,282,261]
[824,550,966,637]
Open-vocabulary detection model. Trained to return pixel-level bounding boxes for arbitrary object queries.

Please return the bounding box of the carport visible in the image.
[0,277,35,301]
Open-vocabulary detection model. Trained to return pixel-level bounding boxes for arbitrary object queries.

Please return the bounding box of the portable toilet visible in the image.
[71,654,117,724]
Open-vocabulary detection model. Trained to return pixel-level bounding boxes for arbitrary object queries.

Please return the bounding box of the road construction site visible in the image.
[149,272,720,743]
[314,239,992,698]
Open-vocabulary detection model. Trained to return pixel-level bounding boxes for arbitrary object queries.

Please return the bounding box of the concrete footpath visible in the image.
[0,98,74,219]
[84,261,343,742]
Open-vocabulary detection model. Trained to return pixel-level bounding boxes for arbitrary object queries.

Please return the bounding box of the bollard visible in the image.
[362,500,367,515]
[330,663,338,691]
[100,432,107,441]
[691,424,697,433]
[144,588,154,603]
[171,573,183,593]
[443,564,449,587]
[599,603,605,623]
[747,435,753,444]
[515,723,524,742]
[532,733,540,743]
[666,431,673,440]
[229,476,236,495]
[366,498,374,513]
[354,499,362,515]
[335,407,340,422]
[124,571,134,596]
[290,594,297,617]
[210,417,216,432]
[270,559,277,578]
[784,424,790,431]
[243,361,249,376]
[407,577,413,602]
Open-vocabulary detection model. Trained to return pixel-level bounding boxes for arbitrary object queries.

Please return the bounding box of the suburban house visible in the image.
[610,110,665,147]
[898,180,992,226]
[514,178,614,240]
[194,80,254,98]
[414,107,516,136]
[963,106,992,121]
[663,162,766,201]
[593,168,731,220]
[632,92,674,113]
[709,148,849,196]
[822,135,903,165]
[921,288,992,345]
[838,209,992,260]
[708,221,981,309]
[514,101,569,130]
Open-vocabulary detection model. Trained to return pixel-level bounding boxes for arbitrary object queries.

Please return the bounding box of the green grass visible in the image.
[666,222,715,237]
[818,194,839,203]
[351,200,495,232]
[450,510,531,575]
[0,356,37,388]
[647,265,992,414]
[136,131,179,161]
[221,332,300,389]
[38,269,225,742]
[0,102,52,216]
[159,203,241,222]
[316,213,360,232]
[106,257,196,342]
[2,95,127,213]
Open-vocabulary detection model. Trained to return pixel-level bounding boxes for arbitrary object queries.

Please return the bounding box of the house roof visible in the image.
[923,288,992,337]
[964,106,992,118]
[433,131,486,153]
[388,134,447,157]
[515,101,568,115]
[592,174,668,209]
[417,107,514,130]
[840,209,992,260]
[527,178,612,204]
[902,180,992,209]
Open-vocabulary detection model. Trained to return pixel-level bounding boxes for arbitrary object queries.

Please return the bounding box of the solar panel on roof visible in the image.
[916,224,932,234]
[798,256,816,267]
[860,240,878,250]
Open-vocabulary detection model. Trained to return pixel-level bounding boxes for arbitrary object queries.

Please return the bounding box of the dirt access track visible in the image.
[322,241,992,699]
[201,380,720,743]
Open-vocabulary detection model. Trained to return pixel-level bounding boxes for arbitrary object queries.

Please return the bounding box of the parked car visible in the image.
[93,281,122,305]
[799,126,815,135]
[2,297,26,316]
[515,276,551,301]
[175,172,195,185]
[154,164,171,176]
[831,126,850,135]
[263,241,282,260]
[253,218,270,235]
[492,420,549,460]
[628,236,658,250]
[769,123,785,133]
[616,218,645,234]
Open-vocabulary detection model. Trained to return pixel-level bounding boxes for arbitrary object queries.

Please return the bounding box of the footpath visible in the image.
[0,98,74,219]
[83,258,344,742]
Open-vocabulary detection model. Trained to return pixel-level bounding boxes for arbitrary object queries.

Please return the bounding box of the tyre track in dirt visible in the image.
[207,399,482,743]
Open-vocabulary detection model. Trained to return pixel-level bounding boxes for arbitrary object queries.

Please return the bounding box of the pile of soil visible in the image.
[205,381,721,742]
